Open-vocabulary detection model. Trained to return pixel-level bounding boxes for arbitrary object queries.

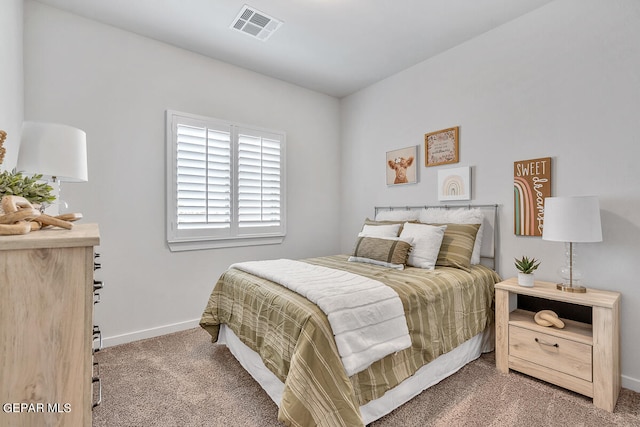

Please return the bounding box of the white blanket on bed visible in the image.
[230,259,412,376]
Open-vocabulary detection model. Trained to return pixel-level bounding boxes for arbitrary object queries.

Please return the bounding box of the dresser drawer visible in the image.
[509,325,592,382]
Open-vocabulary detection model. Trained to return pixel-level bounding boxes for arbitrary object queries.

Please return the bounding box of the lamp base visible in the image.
[556,283,587,293]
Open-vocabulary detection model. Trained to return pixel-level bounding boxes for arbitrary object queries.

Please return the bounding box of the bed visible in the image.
[200,205,501,426]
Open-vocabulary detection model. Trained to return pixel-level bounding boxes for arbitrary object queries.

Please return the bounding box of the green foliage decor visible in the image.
[0,169,56,205]
[514,256,541,275]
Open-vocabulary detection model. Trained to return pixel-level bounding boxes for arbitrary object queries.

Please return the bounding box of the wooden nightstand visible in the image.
[495,278,621,412]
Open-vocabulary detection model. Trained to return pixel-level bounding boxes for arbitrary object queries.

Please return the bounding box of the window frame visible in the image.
[166,110,286,251]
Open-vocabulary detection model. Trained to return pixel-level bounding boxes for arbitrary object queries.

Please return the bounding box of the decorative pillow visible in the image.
[364,218,419,235]
[433,223,480,272]
[360,222,402,237]
[419,208,485,265]
[398,222,447,270]
[375,210,420,222]
[349,236,413,270]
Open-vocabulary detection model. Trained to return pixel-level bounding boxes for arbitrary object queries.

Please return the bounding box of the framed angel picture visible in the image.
[425,126,459,167]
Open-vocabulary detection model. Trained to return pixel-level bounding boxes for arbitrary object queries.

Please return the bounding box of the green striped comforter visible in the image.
[200,255,500,427]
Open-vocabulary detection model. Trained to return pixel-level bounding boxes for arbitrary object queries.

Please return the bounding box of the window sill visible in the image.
[167,235,285,252]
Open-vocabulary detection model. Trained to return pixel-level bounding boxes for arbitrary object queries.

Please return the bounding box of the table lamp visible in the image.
[542,196,602,293]
[17,121,88,212]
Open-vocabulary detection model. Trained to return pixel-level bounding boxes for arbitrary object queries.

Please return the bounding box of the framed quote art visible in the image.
[425,126,459,167]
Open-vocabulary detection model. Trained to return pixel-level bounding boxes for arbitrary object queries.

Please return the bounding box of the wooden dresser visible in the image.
[0,224,100,427]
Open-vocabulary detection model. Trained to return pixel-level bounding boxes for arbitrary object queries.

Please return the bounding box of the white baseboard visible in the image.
[622,374,640,393]
[101,318,201,348]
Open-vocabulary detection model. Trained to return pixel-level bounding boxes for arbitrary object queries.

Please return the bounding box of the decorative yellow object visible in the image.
[534,310,565,329]
[0,130,6,165]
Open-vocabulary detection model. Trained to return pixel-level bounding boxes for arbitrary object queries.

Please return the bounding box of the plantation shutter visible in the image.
[167,110,286,250]
[176,122,232,231]
[238,129,282,230]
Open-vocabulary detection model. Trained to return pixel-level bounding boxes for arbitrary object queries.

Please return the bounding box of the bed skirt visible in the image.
[219,323,495,425]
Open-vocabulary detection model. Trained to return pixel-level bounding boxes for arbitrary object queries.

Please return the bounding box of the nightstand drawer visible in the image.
[509,325,592,382]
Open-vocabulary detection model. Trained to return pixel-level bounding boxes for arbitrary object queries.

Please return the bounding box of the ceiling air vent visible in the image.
[230,5,283,41]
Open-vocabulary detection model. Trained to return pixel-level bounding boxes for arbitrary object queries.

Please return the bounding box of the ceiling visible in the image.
[34,0,554,98]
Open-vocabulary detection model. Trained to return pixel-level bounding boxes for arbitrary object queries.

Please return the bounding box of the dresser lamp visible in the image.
[17,121,88,212]
[542,196,602,293]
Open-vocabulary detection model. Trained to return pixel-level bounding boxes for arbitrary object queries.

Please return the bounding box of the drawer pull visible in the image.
[92,376,102,408]
[93,326,103,352]
[535,337,559,348]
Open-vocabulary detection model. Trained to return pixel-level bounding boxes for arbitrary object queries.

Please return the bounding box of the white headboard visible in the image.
[374,204,500,271]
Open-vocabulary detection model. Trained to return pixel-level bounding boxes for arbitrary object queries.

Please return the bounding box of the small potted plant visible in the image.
[514,256,540,287]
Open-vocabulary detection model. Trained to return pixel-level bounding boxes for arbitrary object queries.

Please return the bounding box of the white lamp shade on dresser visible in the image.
[17,121,88,182]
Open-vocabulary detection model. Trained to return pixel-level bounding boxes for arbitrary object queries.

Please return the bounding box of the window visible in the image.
[166,110,286,251]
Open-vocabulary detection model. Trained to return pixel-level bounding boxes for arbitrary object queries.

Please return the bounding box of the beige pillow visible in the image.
[363,218,418,236]
[350,236,412,268]
[433,223,480,272]
[419,208,485,265]
[360,218,403,237]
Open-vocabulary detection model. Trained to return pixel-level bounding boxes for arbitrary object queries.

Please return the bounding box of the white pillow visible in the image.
[419,208,484,265]
[399,222,447,270]
[360,223,402,237]
[375,210,420,222]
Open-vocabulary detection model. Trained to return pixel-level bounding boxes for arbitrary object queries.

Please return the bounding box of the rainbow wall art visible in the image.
[514,157,551,236]
[438,166,471,201]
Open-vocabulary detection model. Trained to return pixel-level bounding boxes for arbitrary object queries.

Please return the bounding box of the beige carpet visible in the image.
[92,327,640,426]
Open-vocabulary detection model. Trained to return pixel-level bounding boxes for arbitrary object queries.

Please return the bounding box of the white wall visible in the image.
[0,0,23,169]
[24,1,342,345]
[340,0,640,391]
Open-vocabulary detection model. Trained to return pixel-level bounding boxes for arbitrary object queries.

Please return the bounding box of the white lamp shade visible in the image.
[542,196,602,243]
[17,121,88,182]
